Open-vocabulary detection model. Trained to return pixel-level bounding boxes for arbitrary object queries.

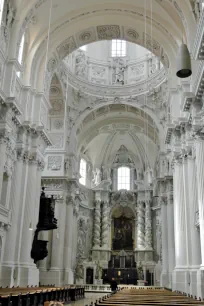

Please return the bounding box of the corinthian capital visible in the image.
[66,195,74,206]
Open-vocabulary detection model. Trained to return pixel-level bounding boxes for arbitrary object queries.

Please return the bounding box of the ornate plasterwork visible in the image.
[57,36,77,60]
[97,25,120,40]
[77,218,90,258]
[47,156,62,171]
[111,190,136,207]
[31,20,171,92]
[63,63,167,99]
[76,27,97,47]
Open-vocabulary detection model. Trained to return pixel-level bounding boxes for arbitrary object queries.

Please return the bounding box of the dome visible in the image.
[64,40,165,88]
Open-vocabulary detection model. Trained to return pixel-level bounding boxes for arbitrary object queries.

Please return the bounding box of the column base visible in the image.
[196,269,204,300]
[39,269,64,286]
[160,271,169,287]
[172,268,190,294]
[64,268,74,285]
[0,265,15,287]
[1,264,39,287]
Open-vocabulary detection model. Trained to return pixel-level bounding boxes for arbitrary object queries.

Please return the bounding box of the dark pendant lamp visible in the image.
[176,43,192,78]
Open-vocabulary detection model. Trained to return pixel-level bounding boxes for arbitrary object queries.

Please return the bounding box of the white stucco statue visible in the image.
[92,168,102,186]
[145,167,153,185]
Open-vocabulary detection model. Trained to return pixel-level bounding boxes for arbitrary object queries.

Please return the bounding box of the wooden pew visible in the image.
[94,288,204,306]
[0,286,85,306]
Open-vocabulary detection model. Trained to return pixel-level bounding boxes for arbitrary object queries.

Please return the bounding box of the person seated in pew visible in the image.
[110,278,118,292]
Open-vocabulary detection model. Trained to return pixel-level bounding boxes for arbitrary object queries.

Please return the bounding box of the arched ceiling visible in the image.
[10,0,196,90]
[76,104,159,169]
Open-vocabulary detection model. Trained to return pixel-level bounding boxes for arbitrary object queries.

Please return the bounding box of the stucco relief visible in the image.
[97,25,120,40]
[77,218,89,258]
[76,27,97,46]
[57,36,77,59]
[47,156,62,171]
[75,50,88,78]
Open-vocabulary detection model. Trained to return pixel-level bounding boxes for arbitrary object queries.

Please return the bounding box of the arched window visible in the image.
[79,159,87,186]
[18,34,25,65]
[117,167,130,190]
[80,45,87,51]
[0,0,4,26]
[17,34,25,77]
[112,40,126,57]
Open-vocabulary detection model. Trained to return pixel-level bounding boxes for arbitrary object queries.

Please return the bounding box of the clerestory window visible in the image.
[79,159,87,186]
[0,0,4,25]
[80,45,87,51]
[111,40,126,57]
[117,167,130,190]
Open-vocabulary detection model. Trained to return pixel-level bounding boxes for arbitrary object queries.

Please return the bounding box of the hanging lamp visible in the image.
[176,43,192,78]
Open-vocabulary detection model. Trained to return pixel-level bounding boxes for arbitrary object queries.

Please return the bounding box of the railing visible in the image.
[84,284,163,291]
[84,285,112,292]
[65,50,163,87]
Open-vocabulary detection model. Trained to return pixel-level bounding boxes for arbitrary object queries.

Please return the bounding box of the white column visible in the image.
[0,133,8,201]
[102,201,109,248]
[160,198,169,287]
[64,196,74,284]
[187,156,201,267]
[166,191,175,288]
[51,199,66,270]
[172,159,188,293]
[1,151,25,286]
[71,208,78,277]
[48,199,66,286]
[194,138,204,298]
[173,160,187,268]
[93,200,101,248]
[19,160,38,264]
[19,158,39,286]
[195,139,204,267]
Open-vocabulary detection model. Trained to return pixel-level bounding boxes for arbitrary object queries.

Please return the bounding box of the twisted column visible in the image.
[145,200,152,249]
[137,201,145,249]
[102,201,109,247]
[93,200,101,247]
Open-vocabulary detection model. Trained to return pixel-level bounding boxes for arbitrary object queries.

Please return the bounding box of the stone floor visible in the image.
[66,292,108,306]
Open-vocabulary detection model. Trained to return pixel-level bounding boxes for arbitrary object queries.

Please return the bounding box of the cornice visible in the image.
[192,60,204,101]
[192,9,204,60]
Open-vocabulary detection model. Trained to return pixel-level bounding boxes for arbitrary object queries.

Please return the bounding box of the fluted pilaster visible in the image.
[173,159,187,267]
[93,200,101,248]
[64,196,74,284]
[167,193,175,285]
[187,156,201,267]
[195,138,204,267]
[137,201,145,249]
[160,197,169,287]
[0,132,9,201]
